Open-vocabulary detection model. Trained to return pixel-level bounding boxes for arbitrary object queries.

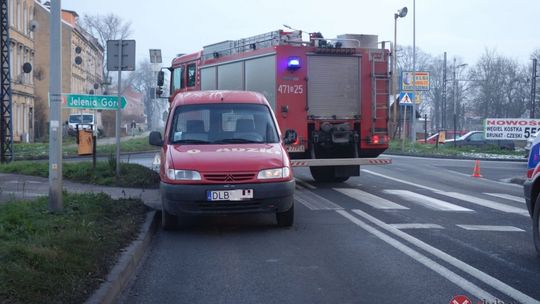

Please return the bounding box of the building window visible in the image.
[9,42,14,80]
[23,3,27,34]
[17,45,22,81]
[30,52,34,85]
[16,0,20,31]
[9,0,14,26]
[17,104,22,134]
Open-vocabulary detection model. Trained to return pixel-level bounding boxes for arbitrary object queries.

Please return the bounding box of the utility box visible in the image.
[78,130,94,155]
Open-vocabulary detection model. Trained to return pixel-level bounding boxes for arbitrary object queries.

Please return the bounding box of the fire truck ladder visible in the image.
[203,30,302,60]
[369,50,390,138]
[0,0,12,163]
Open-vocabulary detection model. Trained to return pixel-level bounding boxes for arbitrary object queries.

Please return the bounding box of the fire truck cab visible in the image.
[159,29,391,182]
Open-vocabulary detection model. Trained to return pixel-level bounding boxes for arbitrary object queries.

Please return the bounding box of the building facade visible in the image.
[33,3,104,140]
[8,0,35,142]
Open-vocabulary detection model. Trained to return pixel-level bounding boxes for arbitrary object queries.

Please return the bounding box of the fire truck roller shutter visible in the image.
[307,56,360,118]
[201,67,217,90]
[245,55,276,110]
[217,62,243,91]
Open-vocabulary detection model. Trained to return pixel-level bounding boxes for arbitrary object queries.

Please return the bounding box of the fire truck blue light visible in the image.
[287,57,300,69]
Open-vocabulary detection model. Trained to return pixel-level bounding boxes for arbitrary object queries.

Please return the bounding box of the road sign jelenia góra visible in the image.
[62,94,127,110]
[484,118,540,140]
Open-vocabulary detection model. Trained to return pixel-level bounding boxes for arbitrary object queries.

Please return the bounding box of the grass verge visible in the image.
[0,192,148,304]
[0,161,160,188]
[387,140,525,158]
[13,137,158,160]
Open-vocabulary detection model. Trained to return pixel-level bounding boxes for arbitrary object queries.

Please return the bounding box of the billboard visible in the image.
[484,118,540,140]
[401,71,430,91]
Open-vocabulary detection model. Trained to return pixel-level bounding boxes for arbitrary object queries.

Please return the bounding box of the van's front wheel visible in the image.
[276,204,294,227]
[161,208,177,230]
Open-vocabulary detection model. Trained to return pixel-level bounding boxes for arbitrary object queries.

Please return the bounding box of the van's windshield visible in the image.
[169,103,279,144]
[69,114,94,124]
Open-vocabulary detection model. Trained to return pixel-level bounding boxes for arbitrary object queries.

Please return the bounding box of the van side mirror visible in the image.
[157,71,165,87]
[149,131,163,146]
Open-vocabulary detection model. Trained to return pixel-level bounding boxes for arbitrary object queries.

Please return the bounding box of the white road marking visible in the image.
[456,225,525,232]
[348,209,539,304]
[336,210,496,301]
[440,192,529,217]
[384,190,474,212]
[362,169,529,216]
[294,186,343,210]
[334,188,409,210]
[295,178,317,190]
[390,223,444,230]
[484,193,524,203]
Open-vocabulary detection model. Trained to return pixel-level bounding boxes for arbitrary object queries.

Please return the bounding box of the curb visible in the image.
[85,210,159,304]
[384,151,528,162]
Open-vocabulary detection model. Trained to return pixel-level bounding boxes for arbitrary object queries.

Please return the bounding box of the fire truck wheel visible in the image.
[161,209,178,230]
[276,204,294,227]
[333,176,350,183]
[310,166,335,183]
[534,195,540,256]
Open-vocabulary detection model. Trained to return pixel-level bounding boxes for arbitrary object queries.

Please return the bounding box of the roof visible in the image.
[172,90,269,107]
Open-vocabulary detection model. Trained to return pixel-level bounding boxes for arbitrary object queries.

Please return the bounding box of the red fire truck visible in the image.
[158,29,392,182]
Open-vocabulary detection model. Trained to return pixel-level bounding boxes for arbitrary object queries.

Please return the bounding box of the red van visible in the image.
[149,91,295,229]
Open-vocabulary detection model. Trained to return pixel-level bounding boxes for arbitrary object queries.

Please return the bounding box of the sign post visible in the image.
[107,39,136,178]
[48,0,62,212]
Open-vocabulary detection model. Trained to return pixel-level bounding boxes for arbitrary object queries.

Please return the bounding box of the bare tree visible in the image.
[80,14,132,84]
[467,49,528,122]
[125,60,167,130]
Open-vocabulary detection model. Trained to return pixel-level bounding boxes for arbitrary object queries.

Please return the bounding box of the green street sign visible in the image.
[62,94,127,110]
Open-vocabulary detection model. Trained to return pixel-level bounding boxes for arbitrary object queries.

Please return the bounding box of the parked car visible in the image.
[523,140,540,255]
[524,131,540,157]
[444,131,515,150]
[416,130,468,144]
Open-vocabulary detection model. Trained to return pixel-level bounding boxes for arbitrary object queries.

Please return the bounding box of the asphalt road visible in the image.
[119,154,539,304]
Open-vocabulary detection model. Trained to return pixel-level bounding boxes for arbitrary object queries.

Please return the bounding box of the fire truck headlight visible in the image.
[287,57,301,70]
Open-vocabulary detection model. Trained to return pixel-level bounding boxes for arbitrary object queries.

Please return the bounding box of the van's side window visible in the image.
[172,67,184,91]
[187,64,196,87]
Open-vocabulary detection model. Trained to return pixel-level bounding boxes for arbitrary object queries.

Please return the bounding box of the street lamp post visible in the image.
[453,58,467,147]
[411,0,416,143]
[393,6,407,139]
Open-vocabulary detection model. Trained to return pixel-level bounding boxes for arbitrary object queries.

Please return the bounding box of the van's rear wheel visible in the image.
[276,204,294,227]
[533,195,540,256]
[161,208,177,230]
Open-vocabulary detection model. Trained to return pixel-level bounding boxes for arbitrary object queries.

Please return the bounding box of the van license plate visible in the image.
[207,189,253,201]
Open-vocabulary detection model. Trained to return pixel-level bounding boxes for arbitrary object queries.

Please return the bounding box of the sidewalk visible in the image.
[0,172,161,210]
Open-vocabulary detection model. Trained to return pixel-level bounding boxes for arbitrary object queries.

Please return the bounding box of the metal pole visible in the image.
[48,0,62,212]
[411,0,416,143]
[453,57,457,147]
[116,40,123,178]
[442,52,447,129]
[392,15,398,138]
[531,58,537,119]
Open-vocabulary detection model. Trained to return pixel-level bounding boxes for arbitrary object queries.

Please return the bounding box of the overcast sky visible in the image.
[62,0,539,69]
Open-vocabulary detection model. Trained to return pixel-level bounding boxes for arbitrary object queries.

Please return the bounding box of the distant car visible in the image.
[417,130,468,144]
[524,131,540,157]
[444,131,515,150]
[523,140,540,255]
